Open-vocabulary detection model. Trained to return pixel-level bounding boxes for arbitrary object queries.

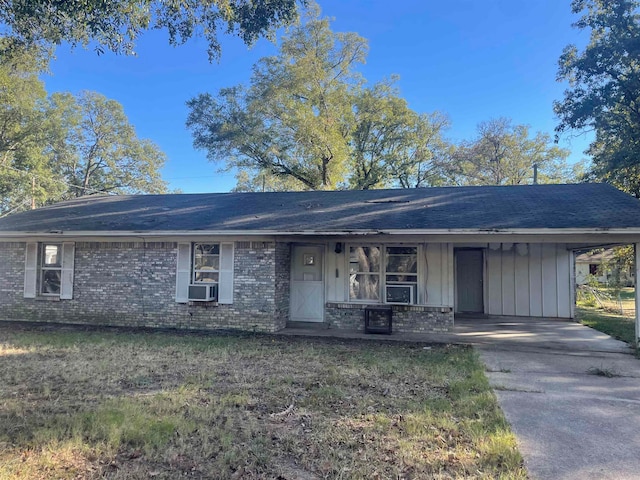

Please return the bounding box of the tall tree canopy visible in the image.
[186,4,450,191]
[452,118,571,186]
[349,82,452,190]
[50,91,167,197]
[0,48,167,215]
[0,44,65,213]
[0,0,300,61]
[554,0,640,194]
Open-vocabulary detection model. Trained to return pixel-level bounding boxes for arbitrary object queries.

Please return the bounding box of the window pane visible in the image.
[42,269,61,294]
[43,244,61,266]
[387,246,417,255]
[386,274,418,283]
[386,254,417,274]
[349,246,381,274]
[194,271,219,283]
[194,244,219,255]
[349,274,380,301]
[194,255,219,269]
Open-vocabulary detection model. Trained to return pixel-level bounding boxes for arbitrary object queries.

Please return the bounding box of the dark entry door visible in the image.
[455,249,484,313]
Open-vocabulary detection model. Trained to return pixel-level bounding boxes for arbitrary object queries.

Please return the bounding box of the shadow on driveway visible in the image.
[458,316,640,480]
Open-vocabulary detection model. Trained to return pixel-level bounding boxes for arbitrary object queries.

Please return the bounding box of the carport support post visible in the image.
[636,243,640,348]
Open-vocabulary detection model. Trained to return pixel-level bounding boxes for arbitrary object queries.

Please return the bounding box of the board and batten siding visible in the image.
[423,243,453,307]
[325,242,454,307]
[485,243,572,318]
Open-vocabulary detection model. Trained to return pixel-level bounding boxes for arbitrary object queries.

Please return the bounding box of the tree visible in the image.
[348,82,452,190]
[0,43,67,214]
[187,4,451,191]
[50,91,167,197]
[453,118,571,186]
[187,4,366,190]
[0,0,300,61]
[554,0,640,192]
[232,169,306,192]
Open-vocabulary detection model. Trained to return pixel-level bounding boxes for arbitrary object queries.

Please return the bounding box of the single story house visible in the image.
[575,248,635,286]
[1,183,640,334]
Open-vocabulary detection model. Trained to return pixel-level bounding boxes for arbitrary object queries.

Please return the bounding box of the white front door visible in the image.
[290,245,324,322]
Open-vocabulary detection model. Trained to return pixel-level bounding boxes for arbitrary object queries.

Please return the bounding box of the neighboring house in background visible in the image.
[575,249,635,286]
[1,183,640,334]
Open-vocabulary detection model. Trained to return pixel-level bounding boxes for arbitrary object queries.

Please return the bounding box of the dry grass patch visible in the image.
[0,324,525,479]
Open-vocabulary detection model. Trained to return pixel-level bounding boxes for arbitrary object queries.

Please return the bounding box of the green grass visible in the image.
[0,324,526,479]
[576,307,636,346]
[577,286,635,315]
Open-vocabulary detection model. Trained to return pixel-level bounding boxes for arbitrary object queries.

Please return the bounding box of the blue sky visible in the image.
[41,0,591,193]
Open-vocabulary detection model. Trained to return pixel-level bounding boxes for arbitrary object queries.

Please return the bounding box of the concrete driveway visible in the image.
[455,317,640,480]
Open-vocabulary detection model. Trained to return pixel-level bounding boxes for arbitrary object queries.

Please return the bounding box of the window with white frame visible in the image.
[176,241,234,304]
[192,243,220,285]
[24,242,74,300]
[385,246,418,304]
[40,243,62,295]
[348,244,418,304]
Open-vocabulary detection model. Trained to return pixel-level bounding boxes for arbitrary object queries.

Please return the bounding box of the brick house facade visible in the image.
[2,184,640,335]
[0,240,452,333]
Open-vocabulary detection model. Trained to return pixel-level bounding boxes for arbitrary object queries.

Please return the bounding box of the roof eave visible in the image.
[2,227,640,238]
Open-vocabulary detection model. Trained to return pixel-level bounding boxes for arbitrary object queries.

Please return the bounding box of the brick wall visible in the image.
[325,302,453,333]
[1,241,454,334]
[0,241,283,333]
[274,242,291,330]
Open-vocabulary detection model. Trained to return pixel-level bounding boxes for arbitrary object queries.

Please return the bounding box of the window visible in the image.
[176,242,234,304]
[40,243,62,295]
[385,246,417,304]
[24,242,74,299]
[349,246,381,301]
[589,264,598,275]
[348,244,419,304]
[192,243,220,284]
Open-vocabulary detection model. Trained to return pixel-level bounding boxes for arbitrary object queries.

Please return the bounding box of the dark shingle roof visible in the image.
[1,183,639,234]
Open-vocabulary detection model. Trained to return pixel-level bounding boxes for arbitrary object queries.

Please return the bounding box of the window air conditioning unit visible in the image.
[386,284,414,304]
[188,284,218,302]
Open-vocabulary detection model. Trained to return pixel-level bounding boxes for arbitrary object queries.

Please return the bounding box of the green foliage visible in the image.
[601,245,635,289]
[554,0,640,194]
[0,44,66,213]
[188,4,365,190]
[50,91,168,197]
[349,81,452,189]
[0,0,300,61]
[232,169,306,192]
[0,48,168,214]
[187,4,451,191]
[452,118,572,186]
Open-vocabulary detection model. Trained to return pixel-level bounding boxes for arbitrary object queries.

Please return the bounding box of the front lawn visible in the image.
[576,307,636,347]
[0,324,525,479]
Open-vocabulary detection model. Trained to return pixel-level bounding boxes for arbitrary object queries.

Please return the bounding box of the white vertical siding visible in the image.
[484,243,571,318]
[425,243,443,306]
[541,243,558,317]
[486,247,502,314]
[325,244,345,302]
[528,244,543,316]
[501,246,516,315]
[446,243,455,307]
[556,245,571,318]
[514,246,530,316]
[325,241,453,307]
